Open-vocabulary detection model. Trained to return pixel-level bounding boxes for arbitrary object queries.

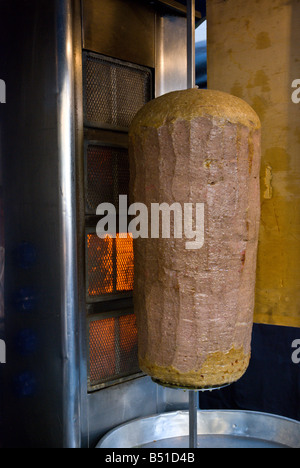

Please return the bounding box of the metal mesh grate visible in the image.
[87,233,114,296]
[86,144,130,214]
[88,312,140,390]
[116,235,134,292]
[86,232,134,301]
[84,52,152,130]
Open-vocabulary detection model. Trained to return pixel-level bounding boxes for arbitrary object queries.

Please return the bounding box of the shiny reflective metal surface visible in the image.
[187,0,196,89]
[82,0,156,68]
[88,377,190,448]
[97,410,300,448]
[0,0,81,448]
[56,0,81,449]
[189,392,198,449]
[155,15,188,96]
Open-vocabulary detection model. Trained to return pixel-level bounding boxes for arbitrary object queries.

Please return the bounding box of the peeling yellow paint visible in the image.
[256,31,272,50]
[264,165,273,199]
[208,0,300,328]
[247,70,271,93]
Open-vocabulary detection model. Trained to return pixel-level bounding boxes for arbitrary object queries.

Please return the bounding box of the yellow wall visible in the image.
[207,0,300,327]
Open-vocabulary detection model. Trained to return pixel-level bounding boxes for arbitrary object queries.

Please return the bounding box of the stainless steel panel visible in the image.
[73,0,90,449]
[82,0,156,68]
[155,15,188,96]
[88,376,189,448]
[56,0,81,449]
[97,410,300,448]
[161,386,190,414]
[0,0,81,448]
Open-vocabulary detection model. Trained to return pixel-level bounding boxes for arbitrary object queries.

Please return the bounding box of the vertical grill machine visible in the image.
[2,0,299,449]
[0,0,204,448]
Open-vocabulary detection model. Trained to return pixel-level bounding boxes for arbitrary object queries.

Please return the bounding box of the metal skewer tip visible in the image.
[189,390,198,449]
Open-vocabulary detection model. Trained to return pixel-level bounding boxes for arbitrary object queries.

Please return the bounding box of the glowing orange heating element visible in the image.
[119,314,138,354]
[116,234,134,292]
[89,314,139,385]
[87,233,114,296]
[87,233,137,386]
[87,233,134,297]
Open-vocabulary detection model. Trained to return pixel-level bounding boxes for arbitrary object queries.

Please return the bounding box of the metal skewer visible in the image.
[187,0,197,448]
[189,390,198,448]
[187,0,196,89]
[152,378,232,449]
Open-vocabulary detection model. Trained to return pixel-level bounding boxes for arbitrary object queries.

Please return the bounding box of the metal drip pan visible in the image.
[96,410,300,448]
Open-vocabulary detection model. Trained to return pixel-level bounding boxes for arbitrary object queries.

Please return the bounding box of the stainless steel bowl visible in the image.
[97,410,300,448]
